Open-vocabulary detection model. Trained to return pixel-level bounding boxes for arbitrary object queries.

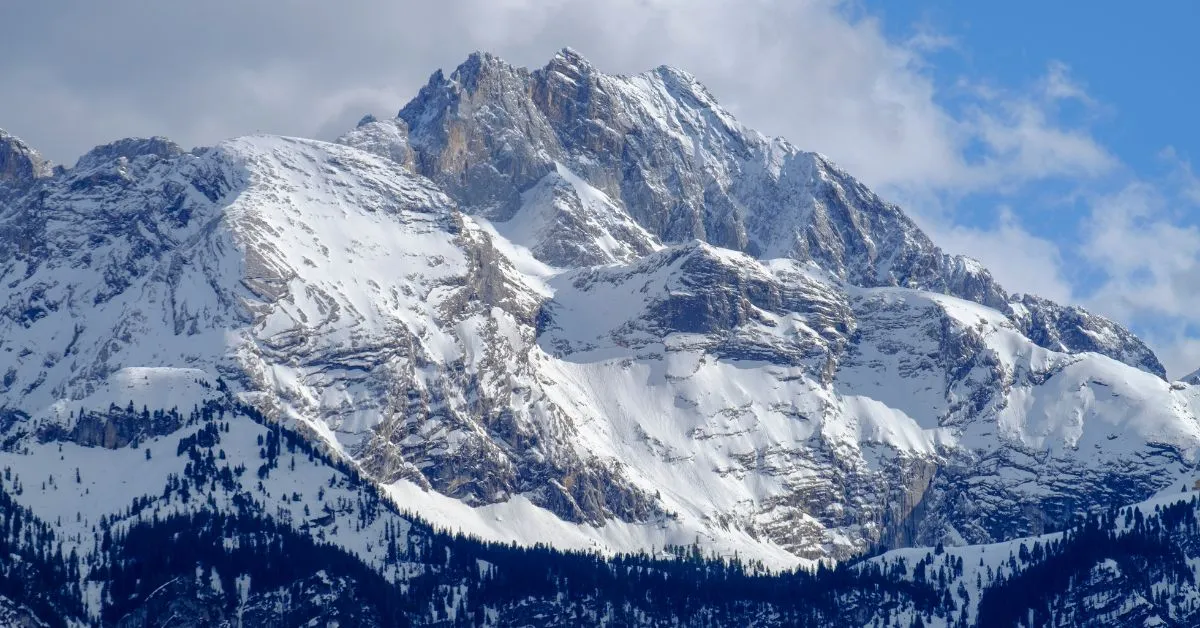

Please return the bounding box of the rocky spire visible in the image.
[0,129,53,189]
[73,136,183,171]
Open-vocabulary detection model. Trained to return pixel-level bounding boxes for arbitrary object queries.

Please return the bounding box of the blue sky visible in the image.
[877,1,1200,162]
[1,0,1197,374]
[855,0,1200,375]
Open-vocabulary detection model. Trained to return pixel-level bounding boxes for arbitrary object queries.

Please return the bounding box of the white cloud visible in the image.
[1082,183,1200,319]
[0,0,1115,199]
[950,62,1115,191]
[1040,60,1098,107]
[1159,146,1200,205]
[965,97,1114,185]
[1150,330,1200,381]
[1068,166,1200,378]
[924,207,1076,304]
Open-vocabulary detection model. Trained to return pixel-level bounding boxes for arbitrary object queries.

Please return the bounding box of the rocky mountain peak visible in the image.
[649,62,725,111]
[379,49,1167,378]
[1185,368,1200,385]
[0,128,53,190]
[1009,293,1167,379]
[73,136,184,171]
[439,50,532,100]
[339,116,416,170]
[545,46,595,76]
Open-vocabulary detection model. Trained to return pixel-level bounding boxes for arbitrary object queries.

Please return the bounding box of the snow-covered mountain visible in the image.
[2,48,1199,588]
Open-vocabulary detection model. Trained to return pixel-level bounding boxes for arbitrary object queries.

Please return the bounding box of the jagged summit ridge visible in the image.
[0,128,53,190]
[73,136,184,170]
[347,49,1166,378]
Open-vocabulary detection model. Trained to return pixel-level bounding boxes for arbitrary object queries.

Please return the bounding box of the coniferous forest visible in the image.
[1,395,1199,626]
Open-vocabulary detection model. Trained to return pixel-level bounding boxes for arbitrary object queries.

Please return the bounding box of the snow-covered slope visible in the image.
[0,381,423,623]
[0,50,1197,571]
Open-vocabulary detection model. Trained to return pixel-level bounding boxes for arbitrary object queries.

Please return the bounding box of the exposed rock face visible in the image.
[0,50,1195,567]
[538,242,852,370]
[0,129,52,192]
[0,134,659,530]
[378,49,1161,378]
[73,136,184,171]
[489,163,662,267]
[1185,368,1200,385]
[1010,293,1167,378]
[36,404,185,449]
[338,117,417,171]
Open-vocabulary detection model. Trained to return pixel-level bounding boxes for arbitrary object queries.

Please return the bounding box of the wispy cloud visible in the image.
[0,0,1120,197]
[1074,171,1200,376]
[923,207,1076,305]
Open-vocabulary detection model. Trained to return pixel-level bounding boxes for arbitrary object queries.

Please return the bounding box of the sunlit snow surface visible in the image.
[4,133,1200,570]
